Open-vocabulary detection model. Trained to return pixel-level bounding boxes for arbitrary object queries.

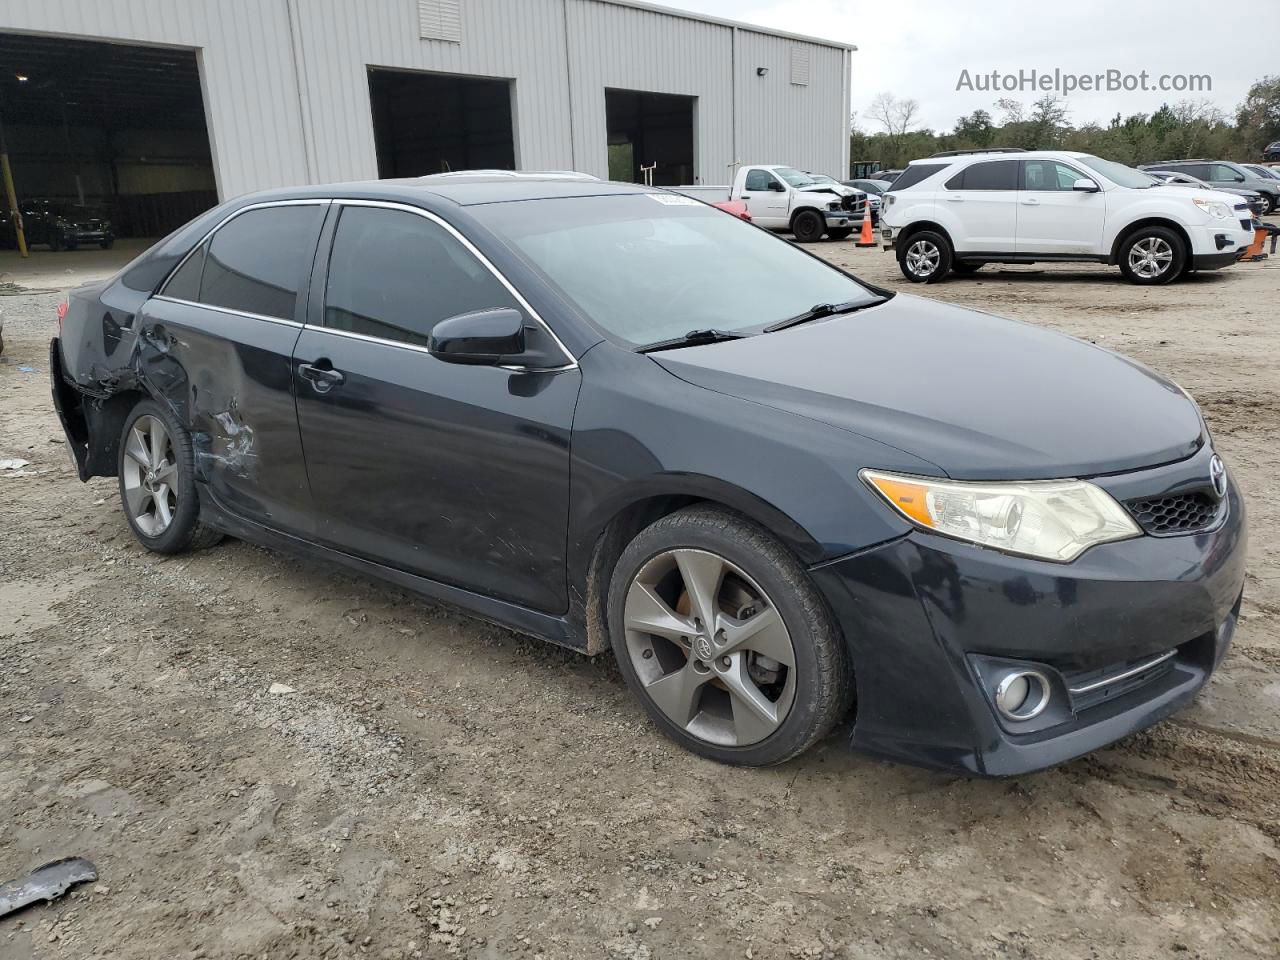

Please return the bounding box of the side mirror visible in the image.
[429,308,526,365]
[1072,178,1100,193]
[768,180,785,192]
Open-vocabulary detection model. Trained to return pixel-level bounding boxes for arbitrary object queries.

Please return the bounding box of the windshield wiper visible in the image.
[637,328,750,354]
[763,296,888,333]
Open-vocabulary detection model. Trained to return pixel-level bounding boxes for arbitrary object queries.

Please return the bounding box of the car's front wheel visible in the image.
[898,230,952,283]
[117,399,223,554]
[1259,193,1276,216]
[791,209,826,244]
[607,505,852,766]
[1118,227,1185,285]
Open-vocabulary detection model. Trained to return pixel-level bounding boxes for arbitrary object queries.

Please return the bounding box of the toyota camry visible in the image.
[50,172,1246,775]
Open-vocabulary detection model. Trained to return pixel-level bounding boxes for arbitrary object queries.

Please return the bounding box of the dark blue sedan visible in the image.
[50,172,1246,775]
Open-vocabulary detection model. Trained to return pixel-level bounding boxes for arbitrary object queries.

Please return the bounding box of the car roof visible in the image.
[904,150,1089,166]
[231,171,657,207]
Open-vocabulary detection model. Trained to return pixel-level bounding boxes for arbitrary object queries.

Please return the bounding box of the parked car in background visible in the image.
[1242,163,1280,184]
[675,165,861,242]
[880,150,1254,284]
[1147,171,1266,218]
[871,169,903,185]
[842,178,892,221]
[1263,142,1280,162]
[18,199,115,251]
[1139,161,1280,215]
[50,171,1246,775]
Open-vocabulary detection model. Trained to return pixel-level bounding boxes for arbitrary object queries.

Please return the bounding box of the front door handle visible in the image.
[945,195,964,202]
[1021,198,1041,205]
[298,361,345,393]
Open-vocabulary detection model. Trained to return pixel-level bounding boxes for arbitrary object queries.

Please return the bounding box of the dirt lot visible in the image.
[2,235,1278,960]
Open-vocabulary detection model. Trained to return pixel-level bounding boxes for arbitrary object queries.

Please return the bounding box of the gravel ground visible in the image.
[1,235,1278,960]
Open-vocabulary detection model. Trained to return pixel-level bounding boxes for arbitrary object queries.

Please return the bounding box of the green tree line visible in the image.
[851,75,1280,173]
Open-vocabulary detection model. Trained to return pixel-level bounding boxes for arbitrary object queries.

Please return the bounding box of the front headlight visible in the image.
[1192,197,1231,219]
[862,470,1140,562]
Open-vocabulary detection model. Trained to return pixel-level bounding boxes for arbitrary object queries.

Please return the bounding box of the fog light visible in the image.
[994,670,1050,721]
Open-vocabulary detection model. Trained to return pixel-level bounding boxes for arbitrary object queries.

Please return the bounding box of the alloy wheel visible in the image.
[121,414,179,537]
[622,548,797,747]
[1128,237,1173,279]
[905,239,940,277]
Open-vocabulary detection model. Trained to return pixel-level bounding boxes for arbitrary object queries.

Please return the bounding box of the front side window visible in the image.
[473,193,878,348]
[744,169,777,192]
[1207,163,1244,182]
[1022,159,1086,191]
[200,205,325,320]
[323,206,519,347]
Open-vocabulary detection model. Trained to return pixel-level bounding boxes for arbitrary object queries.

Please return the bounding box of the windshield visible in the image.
[1077,155,1155,189]
[775,167,817,187]
[474,194,878,347]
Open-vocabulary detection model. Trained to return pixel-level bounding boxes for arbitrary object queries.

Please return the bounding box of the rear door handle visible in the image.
[298,361,345,393]
[945,195,964,202]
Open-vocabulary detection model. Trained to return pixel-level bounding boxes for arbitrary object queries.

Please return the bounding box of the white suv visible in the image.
[879,149,1255,285]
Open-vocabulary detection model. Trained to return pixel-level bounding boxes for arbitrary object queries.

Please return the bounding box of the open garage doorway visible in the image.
[605,89,694,186]
[0,32,217,248]
[368,68,516,177]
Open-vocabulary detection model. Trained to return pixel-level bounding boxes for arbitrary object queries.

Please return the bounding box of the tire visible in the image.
[826,227,854,241]
[791,209,826,244]
[1259,193,1276,216]
[952,261,983,274]
[50,234,64,252]
[897,229,953,283]
[100,237,114,250]
[607,505,852,766]
[117,399,224,554]
[1117,226,1185,285]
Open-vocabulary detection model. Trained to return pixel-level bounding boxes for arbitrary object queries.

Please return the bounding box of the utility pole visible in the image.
[0,99,28,258]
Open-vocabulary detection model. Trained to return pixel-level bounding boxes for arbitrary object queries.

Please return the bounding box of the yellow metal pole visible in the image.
[0,111,27,257]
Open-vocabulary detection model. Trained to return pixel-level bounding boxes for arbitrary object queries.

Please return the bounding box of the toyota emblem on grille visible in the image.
[1209,455,1227,500]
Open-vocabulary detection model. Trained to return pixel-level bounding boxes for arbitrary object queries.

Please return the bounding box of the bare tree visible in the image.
[867,93,920,164]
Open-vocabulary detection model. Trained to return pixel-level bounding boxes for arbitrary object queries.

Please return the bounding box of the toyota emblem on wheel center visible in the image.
[1209,455,1227,500]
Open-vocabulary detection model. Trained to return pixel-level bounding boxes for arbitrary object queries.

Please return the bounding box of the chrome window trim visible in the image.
[151,294,304,328]
[328,199,578,369]
[1067,649,1176,696]
[299,323,575,373]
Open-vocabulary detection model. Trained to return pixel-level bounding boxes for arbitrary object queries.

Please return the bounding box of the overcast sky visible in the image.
[668,0,1266,133]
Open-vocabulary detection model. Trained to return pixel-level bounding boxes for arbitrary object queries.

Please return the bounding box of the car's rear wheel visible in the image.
[791,209,826,244]
[118,399,223,554]
[607,505,851,766]
[898,230,952,283]
[1118,227,1185,285]
[1259,193,1276,216]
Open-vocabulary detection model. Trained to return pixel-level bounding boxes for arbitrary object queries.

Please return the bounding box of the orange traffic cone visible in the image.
[1244,226,1269,261]
[855,200,875,247]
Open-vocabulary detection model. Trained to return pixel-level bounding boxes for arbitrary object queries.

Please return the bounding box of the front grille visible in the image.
[1126,492,1221,536]
[1063,650,1176,712]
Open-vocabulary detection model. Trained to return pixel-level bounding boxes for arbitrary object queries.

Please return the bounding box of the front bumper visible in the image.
[824,212,853,229]
[811,446,1247,776]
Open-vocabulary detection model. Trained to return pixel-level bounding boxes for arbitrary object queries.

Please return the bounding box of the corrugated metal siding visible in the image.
[735,30,848,177]
[0,0,851,195]
[0,0,311,198]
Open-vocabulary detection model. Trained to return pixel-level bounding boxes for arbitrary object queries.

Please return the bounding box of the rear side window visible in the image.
[948,159,1018,191]
[200,205,325,320]
[889,163,949,191]
[162,245,205,301]
[322,206,519,348]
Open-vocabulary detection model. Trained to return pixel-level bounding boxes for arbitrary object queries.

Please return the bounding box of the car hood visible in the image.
[797,183,859,198]
[653,295,1203,480]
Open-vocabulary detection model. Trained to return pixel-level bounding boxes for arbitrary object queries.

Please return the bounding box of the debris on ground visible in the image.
[0,858,98,919]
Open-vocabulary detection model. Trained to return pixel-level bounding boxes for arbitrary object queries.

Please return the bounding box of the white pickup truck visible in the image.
[675,165,865,242]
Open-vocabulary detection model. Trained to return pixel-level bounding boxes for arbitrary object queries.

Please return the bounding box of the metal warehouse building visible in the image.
[0,0,852,238]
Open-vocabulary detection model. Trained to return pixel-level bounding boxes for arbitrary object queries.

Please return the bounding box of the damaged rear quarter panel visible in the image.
[128,296,315,535]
